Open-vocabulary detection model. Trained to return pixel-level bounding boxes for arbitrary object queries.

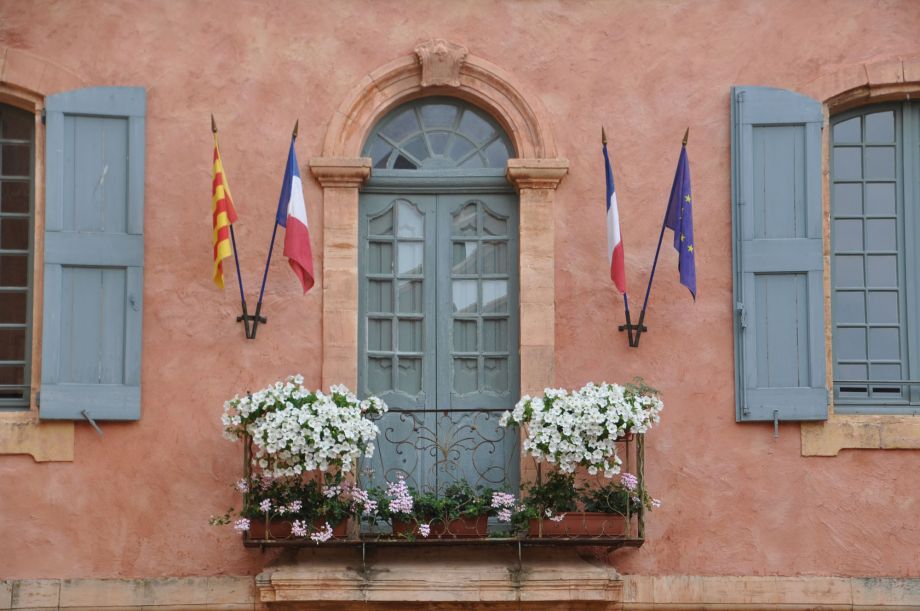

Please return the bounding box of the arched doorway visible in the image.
[357,98,519,492]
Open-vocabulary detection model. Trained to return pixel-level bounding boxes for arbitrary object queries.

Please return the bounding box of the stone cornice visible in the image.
[309,157,371,188]
[506,158,570,190]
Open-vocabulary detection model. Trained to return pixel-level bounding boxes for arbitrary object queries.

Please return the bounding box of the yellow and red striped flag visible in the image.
[212,132,239,288]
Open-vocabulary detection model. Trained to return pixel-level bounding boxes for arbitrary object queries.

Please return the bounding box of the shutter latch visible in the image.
[81,410,104,437]
[773,409,779,438]
[736,302,747,328]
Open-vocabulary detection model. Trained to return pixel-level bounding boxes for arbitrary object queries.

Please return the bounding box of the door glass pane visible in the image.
[832,117,860,143]
[833,219,862,251]
[453,358,478,393]
[833,147,861,180]
[834,292,865,324]
[481,242,508,274]
[452,241,477,274]
[368,357,393,393]
[397,280,422,313]
[867,292,898,324]
[398,319,422,352]
[452,203,477,236]
[452,280,478,313]
[864,147,895,180]
[368,318,393,351]
[482,210,507,237]
[865,219,896,251]
[484,357,508,392]
[833,183,861,216]
[868,328,899,359]
[397,358,422,395]
[368,280,393,312]
[835,327,866,360]
[482,280,508,313]
[397,242,423,275]
[369,208,394,235]
[866,255,897,287]
[482,318,508,352]
[453,319,477,352]
[368,242,393,274]
[397,200,424,238]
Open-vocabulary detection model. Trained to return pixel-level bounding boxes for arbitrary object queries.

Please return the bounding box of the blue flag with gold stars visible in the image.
[664,145,696,299]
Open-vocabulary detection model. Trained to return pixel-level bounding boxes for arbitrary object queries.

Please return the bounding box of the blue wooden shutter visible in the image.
[40,87,145,420]
[731,86,827,422]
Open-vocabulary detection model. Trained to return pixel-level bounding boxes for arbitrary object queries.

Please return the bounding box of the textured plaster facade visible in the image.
[1,0,919,606]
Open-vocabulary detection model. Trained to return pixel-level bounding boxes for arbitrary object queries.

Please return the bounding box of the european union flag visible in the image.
[664,145,696,299]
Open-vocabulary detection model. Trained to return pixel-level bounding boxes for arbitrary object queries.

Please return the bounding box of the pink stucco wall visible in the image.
[1,0,919,580]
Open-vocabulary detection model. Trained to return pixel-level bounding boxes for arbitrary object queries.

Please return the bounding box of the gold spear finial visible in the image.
[682,127,689,146]
[211,114,217,134]
[601,125,608,146]
[292,119,299,140]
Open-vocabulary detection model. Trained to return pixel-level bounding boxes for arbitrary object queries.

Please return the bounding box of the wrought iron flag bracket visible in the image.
[616,127,691,348]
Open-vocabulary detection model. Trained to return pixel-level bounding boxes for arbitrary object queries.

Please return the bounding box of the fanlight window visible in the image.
[363,98,514,171]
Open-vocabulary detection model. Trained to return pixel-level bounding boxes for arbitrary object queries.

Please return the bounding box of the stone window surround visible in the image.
[800,55,920,456]
[309,41,569,427]
[0,47,81,462]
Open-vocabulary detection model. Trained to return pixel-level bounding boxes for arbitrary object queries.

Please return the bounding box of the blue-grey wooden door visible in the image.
[358,192,519,494]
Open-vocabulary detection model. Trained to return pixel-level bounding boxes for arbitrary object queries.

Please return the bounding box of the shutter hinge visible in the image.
[35,391,40,407]
[81,410,104,437]
[41,108,46,125]
[736,301,747,328]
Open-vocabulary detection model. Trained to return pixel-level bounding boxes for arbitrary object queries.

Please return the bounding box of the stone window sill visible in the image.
[0,411,74,461]
[801,414,920,456]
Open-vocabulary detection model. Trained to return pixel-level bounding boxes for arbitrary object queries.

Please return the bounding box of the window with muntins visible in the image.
[0,103,34,410]
[831,103,920,414]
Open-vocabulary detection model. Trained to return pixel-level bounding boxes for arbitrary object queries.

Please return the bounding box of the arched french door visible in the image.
[357,98,520,493]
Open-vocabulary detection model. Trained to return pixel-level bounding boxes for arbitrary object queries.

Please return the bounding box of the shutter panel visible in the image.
[40,87,145,420]
[731,86,828,422]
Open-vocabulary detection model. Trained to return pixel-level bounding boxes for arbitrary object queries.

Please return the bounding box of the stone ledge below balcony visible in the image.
[256,547,624,610]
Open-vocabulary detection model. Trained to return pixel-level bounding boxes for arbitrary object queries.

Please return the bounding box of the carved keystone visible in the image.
[415,39,469,88]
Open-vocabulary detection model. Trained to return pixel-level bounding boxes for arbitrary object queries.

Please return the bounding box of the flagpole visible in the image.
[213,115,252,339]
[634,127,689,346]
[250,119,299,339]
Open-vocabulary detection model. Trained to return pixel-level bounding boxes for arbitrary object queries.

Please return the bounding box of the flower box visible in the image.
[248,518,348,541]
[527,512,627,538]
[392,515,489,539]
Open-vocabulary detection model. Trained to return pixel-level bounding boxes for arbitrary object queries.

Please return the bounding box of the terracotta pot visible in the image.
[247,518,348,540]
[392,515,489,539]
[527,512,627,537]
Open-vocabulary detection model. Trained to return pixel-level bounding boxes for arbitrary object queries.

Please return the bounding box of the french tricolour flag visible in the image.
[604,143,627,293]
[276,139,314,294]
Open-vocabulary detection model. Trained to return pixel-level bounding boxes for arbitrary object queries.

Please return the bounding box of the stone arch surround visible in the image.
[310,40,569,396]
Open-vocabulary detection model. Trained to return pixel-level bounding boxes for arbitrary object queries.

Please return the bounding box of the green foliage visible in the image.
[522,471,580,517]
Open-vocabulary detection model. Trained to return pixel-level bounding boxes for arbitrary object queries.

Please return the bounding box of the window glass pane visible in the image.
[833,147,861,180]
[833,219,862,251]
[484,357,508,392]
[868,328,899,360]
[368,318,392,351]
[380,109,419,142]
[483,318,508,352]
[834,255,864,287]
[833,183,862,216]
[0,217,29,251]
[864,111,894,143]
[834,292,865,324]
[458,111,494,144]
[368,242,393,274]
[453,358,478,393]
[367,280,393,313]
[1,144,30,176]
[0,108,32,140]
[832,117,860,143]
[452,241,478,274]
[366,136,394,169]
[865,183,895,215]
[397,242,423,275]
[482,280,508,313]
[452,280,478,313]
[403,135,428,162]
[864,147,895,180]
[420,104,458,129]
[397,280,422,313]
[0,328,26,360]
[397,200,424,238]
[398,319,422,352]
[397,358,422,395]
[867,291,898,324]
[0,365,25,399]
[866,255,897,287]
[865,219,896,251]
[0,254,28,287]
[369,208,394,236]
[393,154,417,170]
[448,137,475,161]
[482,139,510,167]
[0,181,29,213]
[427,132,450,156]
[835,327,866,360]
[453,319,477,352]
[368,357,393,393]
[459,155,485,169]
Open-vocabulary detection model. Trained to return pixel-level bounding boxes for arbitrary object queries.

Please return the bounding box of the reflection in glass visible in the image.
[397,242,423,275]
[452,241,478,274]
[482,280,508,313]
[452,280,478,313]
